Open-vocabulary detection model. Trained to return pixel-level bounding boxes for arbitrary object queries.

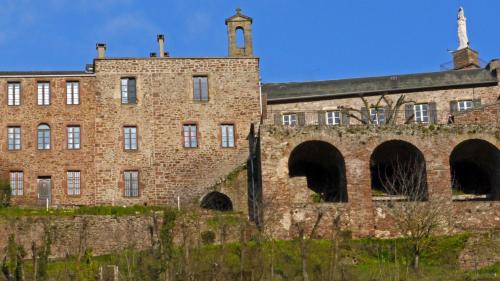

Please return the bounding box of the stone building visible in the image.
[0,10,261,210]
[259,43,500,237]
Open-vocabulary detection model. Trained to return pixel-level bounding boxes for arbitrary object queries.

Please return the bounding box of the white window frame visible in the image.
[369,108,385,125]
[67,126,81,150]
[326,111,341,125]
[7,127,21,151]
[457,100,473,111]
[67,171,81,196]
[124,126,138,150]
[282,114,297,126]
[124,171,139,197]
[8,82,20,106]
[183,124,198,148]
[37,124,50,150]
[66,81,80,105]
[10,171,23,196]
[221,124,235,148]
[414,104,429,123]
[37,82,50,105]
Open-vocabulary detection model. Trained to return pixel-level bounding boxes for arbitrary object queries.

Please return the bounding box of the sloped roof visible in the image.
[264,68,498,104]
[225,9,253,24]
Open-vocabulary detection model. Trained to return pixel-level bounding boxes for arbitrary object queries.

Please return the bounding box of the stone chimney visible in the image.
[96,43,106,59]
[157,34,165,58]
[486,59,500,78]
[452,47,479,70]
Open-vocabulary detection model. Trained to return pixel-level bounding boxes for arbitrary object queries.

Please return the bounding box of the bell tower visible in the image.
[225,8,253,57]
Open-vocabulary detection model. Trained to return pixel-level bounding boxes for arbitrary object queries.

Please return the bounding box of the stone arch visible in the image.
[450,139,500,201]
[200,191,233,211]
[370,140,428,200]
[288,140,348,202]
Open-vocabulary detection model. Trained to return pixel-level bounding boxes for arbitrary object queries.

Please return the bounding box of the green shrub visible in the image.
[0,177,11,207]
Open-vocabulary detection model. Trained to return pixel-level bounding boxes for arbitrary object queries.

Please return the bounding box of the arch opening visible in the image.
[235,27,245,49]
[200,192,233,211]
[450,139,499,201]
[370,140,428,201]
[288,140,348,202]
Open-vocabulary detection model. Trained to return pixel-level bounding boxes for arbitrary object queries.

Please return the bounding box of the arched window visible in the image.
[37,124,50,150]
[370,140,428,201]
[235,27,245,49]
[450,139,499,201]
[200,192,233,212]
[288,140,348,202]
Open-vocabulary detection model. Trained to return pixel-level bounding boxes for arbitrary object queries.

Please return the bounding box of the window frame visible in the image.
[37,124,51,150]
[123,126,138,151]
[123,170,139,197]
[37,82,50,105]
[67,125,81,150]
[7,126,21,151]
[369,108,386,125]
[182,124,198,148]
[282,113,298,126]
[67,170,81,196]
[326,111,341,126]
[192,76,209,101]
[414,103,430,124]
[9,171,23,196]
[457,100,473,111]
[7,82,21,106]
[121,77,137,104]
[66,81,80,105]
[221,124,236,148]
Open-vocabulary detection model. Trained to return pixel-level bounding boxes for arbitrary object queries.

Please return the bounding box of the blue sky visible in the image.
[0,0,498,82]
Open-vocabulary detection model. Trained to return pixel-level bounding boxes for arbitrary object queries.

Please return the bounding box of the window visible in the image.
[414,104,429,123]
[124,171,139,197]
[457,100,473,111]
[121,78,137,104]
[7,127,21,150]
[37,82,50,105]
[326,111,341,125]
[66,82,80,105]
[7,82,20,106]
[193,76,208,101]
[10,172,23,196]
[370,108,385,125]
[282,114,297,126]
[221,124,235,148]
[183,124,198,148]
[67,171,81,196]
[124,126,137,150]
[37,124,50,150]
[67,126,80,149]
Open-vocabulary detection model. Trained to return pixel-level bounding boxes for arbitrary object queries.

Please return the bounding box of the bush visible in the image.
[0,178,11,207]
[201,231,216,245]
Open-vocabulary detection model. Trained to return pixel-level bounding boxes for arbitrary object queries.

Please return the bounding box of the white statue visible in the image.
[457,7,469,50]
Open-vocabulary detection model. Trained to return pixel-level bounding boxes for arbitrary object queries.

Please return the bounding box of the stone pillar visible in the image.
[453,47,480,70]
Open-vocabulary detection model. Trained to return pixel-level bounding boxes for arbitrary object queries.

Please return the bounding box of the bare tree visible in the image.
[340,94,415,125]
[378,158,449,270]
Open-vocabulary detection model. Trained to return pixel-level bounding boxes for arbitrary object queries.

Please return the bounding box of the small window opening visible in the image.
[200,192,233,211]
[236,27,245,49]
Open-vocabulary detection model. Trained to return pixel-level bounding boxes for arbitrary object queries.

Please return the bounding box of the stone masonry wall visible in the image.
[0,76,96,206]
[93,58,261,207]
[260,124,500,239]
[454,101,500,125]
[266,85,500,125]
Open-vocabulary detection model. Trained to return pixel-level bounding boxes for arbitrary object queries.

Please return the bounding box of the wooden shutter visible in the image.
[472,99,481,108]
[341,111,350,125]
[428,102,437,124]
[361,107,369,124]
[274,114,282,125]
[297,112,306,126]
[404,104,414,124]
[449,101,458,113]
[128,78,137,103]
[317,111,326,126]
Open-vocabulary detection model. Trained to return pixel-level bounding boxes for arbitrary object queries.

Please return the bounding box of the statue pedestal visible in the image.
[453,47,479,70]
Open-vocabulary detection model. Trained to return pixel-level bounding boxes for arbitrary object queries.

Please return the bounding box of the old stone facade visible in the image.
[0,10,261,210]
